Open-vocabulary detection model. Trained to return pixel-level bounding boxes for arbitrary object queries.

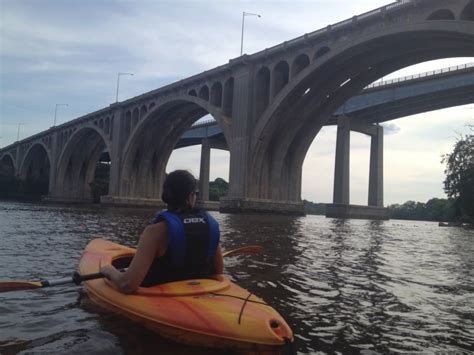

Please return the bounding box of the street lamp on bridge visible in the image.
[241,11,261,56]
[17,122,25,141]
[54,103,68,126]
[116,72,134,103]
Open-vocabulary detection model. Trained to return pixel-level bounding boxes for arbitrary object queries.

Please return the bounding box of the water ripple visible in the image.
[0,202,472,354]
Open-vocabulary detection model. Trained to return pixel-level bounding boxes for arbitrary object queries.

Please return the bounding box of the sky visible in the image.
[1,0,473,205]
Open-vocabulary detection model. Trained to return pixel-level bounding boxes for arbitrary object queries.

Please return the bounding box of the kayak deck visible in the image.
[78,239,293,352]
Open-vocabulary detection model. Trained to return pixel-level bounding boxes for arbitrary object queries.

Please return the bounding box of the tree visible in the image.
[442,130,474,220]
[388,198,456,222]
[209,178,228,201]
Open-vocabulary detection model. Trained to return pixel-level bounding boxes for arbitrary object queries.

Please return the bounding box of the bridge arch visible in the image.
[248,21,474,201]
[291,54,310,79]
[0,153,16,174]
[140,105,148,118]
[273,61,290,97]
[19,142,51,196]
[210,82,223,107]
[132,107,140,130]
[55,125,111,201]
[427,9,455,20]
[199,85,210,101]
[461,1,474,21]
[119,96,230,199]
[255,66,271,118]
[314,46,331,60]
[0,153,17,197]
[223,77,234,116]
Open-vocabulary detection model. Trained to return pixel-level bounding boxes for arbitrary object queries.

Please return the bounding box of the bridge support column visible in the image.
[198,138,210,201]
[48,131,59,196]
[14,146,21,178]
[333,116,350,205]
[219,67,304,215]
[326,120,388,220]
[101,104,131,206]
[196,138,220,211]
[107,105,124,197]
[218,66,254,211]
[368,125,384,207]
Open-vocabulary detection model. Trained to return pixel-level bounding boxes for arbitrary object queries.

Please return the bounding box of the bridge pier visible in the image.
[333,116,351,205]
[219,67,305,215]
[14,146,21,178]
[327,117,388,220]
[48,131,59,196]
[108,104,125,197]
[368,125,384,207]
[195,138,221,210]
[198,138,210,202]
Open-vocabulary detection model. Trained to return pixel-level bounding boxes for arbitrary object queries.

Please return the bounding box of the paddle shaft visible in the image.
[69,245,261,284]
[43,271,105,287]
[0,245,262,292]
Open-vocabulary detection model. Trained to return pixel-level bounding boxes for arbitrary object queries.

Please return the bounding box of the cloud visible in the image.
[382,123,401,135]
[1,0,473,206]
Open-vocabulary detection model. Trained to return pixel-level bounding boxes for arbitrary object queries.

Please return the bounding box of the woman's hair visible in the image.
[161,170,197,211]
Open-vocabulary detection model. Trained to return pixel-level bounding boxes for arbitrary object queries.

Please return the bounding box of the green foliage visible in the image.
[442,131,474,220]
[388,198,456,222]
[209,178,228,201]
[304,200,326,215]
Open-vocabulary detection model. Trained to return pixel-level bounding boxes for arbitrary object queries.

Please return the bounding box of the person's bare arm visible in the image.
[213,244,224,274]
[101,222,168,294]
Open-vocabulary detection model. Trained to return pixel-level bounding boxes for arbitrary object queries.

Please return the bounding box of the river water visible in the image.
[0,201,472,354]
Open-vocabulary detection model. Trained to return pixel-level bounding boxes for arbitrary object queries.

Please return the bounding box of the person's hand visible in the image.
[100,265,115,279]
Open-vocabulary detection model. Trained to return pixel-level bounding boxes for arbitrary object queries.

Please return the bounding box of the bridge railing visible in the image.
[191,117,217,128]
[189,62,474,129]
[366,62,474,89]
[247,1,413,60]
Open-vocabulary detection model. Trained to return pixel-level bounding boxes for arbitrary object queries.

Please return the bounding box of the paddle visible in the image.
[0,245,263,293]
[222,244,262,257]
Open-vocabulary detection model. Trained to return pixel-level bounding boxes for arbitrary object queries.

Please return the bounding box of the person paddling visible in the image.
[101,170,223,294]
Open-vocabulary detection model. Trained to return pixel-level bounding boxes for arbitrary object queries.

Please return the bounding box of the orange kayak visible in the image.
[78,239,294,353]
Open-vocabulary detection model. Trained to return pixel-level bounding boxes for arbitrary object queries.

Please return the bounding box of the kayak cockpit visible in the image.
[110,254,231,297]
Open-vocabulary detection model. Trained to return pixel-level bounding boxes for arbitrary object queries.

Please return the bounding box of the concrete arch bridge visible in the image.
[0,0,473,217]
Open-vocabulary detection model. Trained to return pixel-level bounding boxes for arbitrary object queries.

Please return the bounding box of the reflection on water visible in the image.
[0,201,472,354]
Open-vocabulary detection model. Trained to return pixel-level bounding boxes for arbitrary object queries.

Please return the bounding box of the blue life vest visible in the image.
[142,209,220,285]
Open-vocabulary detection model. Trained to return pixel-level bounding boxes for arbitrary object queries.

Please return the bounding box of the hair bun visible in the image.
[161,170,197,210]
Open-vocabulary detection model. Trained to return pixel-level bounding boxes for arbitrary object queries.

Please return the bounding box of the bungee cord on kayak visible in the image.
[211,292,269,306]
[237,292,254,325]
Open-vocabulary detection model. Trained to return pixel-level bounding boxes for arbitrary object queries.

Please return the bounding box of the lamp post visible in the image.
[116,72,134,102]
[54,103,68,126]
[241,11,261,56]
[17,122,25,141]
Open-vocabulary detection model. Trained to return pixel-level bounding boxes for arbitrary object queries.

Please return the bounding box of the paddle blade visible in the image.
[223,245,263,257]
[0,281,43,293]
